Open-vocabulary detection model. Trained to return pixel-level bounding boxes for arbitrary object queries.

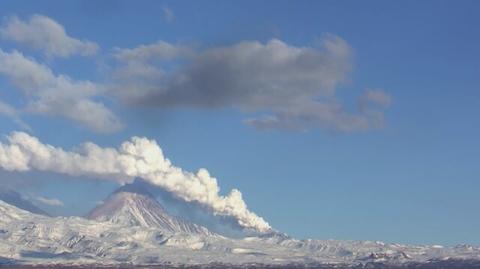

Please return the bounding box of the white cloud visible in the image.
[111,36,391,132]
[0,131,271,232]
[0,49,123,133]
[0,14,98,58]
[34,196,64,207]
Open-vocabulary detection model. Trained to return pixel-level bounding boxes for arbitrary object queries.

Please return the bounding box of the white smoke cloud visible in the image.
[0,131,271,232]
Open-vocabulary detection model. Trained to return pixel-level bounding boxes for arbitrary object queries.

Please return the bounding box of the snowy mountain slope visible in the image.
[0,200,479,266]
[0,190,48,216]
[87,183,214,236]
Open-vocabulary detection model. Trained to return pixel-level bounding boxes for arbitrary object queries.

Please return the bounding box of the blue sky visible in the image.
[0,0,479,245]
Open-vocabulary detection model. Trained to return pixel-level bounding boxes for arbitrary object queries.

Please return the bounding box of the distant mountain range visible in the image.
[0,182,479,267]
[0,189,48,216]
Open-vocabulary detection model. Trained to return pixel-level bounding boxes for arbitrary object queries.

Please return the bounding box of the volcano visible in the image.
[87,181,214,236]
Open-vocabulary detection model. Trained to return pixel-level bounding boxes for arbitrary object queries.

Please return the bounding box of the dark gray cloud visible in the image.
[111,35,391,132]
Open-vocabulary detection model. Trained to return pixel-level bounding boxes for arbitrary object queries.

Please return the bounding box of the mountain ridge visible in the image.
[0,187,479,266]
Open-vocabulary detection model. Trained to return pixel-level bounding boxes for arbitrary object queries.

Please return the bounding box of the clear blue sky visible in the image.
[0,0,479,246]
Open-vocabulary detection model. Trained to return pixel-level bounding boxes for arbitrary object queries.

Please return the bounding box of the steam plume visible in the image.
[0,131,271,231]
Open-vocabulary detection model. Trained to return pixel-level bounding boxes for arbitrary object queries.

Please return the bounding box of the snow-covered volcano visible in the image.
[87,182,214,236]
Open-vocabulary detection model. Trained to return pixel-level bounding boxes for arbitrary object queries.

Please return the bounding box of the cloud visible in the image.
[111,36,391,132]
[0,14,98,58]
[162,6,175,23]
[0,131,271,232]
[0,49,123,133]
[0,13,389,134]
[34,196,64,207]
[0,100,30,130]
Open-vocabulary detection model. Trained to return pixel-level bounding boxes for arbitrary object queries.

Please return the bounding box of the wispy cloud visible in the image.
[162,6,175,23]
[34,196,64,207]
[360,89,392,109]
[0,100,30,130]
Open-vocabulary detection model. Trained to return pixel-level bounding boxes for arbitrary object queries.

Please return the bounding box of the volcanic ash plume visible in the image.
[0,131,271,231]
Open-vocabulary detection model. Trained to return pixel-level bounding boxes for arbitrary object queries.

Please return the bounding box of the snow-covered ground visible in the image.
[0,183,479,267]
